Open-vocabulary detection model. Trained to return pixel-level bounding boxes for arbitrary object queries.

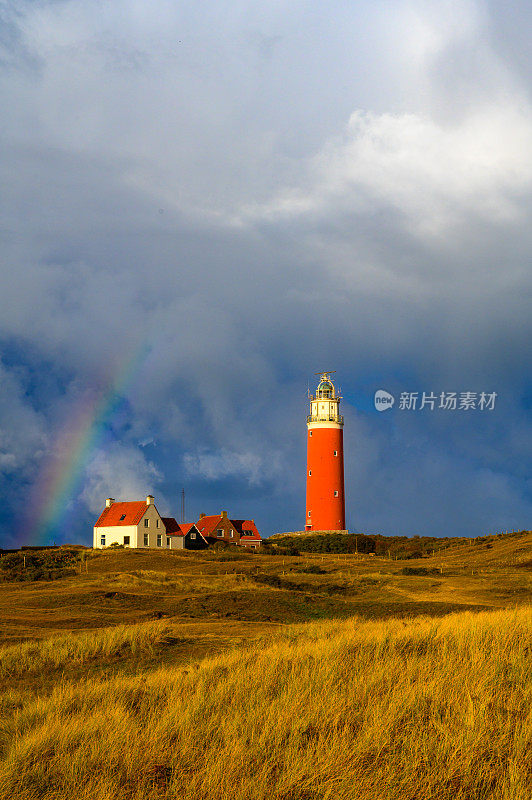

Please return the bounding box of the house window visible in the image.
[230,531,234,538]
[144,533,149,546]
[157,534,162,547]
[124,536,130,546]
[144,519,149,527]
[166,537,170,547]
[217,529,224,537]
[100,534,106,547]
[120,514,126,521]
[308,470,312,476]
[156,519,160,528]
[333,451,337,456]
[334,490,339,497]
[190,533,196,540]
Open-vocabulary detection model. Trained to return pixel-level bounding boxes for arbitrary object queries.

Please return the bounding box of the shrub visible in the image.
[205,549,251,561]
[299,565,327,574]
[276,546,300,556]
[401,566,440,576]
[0,549,81,582]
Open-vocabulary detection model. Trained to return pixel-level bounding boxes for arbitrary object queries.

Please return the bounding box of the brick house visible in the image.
[196,510,262,549]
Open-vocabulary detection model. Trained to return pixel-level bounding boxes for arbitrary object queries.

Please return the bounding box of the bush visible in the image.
[299,565,327,574]
[277,546,300,556]
[401,566,440,576]
[205,549,251,561]
[0,549,81,582]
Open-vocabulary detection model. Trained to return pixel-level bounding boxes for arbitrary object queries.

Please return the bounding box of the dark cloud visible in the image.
[0,0,530,545]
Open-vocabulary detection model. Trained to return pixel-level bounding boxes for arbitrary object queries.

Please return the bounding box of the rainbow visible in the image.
[16,342,151,547]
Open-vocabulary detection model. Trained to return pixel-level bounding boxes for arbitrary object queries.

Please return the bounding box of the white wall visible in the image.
[93,524,137,548]
[93,502,168,549]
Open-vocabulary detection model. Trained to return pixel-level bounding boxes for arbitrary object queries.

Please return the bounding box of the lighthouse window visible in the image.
[308,511,311,517]
[308,470,312,476]
[309,431,312,437]
[333,450,337,456]
[334,490,339,497]
[318,381,333,398]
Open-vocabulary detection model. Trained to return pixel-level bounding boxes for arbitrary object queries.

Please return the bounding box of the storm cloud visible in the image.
[0,0,530,544]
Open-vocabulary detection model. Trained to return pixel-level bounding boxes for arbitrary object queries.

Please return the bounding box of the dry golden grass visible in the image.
[0,620,171,680]
[1,536,532,798]
[7,538,532,646]
[1,606,532,799]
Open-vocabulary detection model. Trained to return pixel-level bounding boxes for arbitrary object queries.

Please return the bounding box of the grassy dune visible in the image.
[5,536,532,646]
[1,607,532,799]
[0,620,172,680]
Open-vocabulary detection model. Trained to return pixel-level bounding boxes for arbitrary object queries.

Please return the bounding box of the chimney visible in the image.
[105,498,115,508]
[146,495,154,506]
[199,512,206,519]
[221,510,227,518]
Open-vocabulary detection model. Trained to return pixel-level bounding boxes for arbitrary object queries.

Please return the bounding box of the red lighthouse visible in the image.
[305,372,345,531]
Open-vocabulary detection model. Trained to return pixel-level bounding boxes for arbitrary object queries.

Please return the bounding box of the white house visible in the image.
[93,496,209,550]
[93,495,168,549]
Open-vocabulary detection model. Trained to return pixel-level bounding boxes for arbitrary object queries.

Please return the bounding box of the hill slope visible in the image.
[1,534,532,798]
[1,531,532,648]
[1,606,532,799]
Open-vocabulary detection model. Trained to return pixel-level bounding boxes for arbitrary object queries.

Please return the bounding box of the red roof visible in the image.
[240,520,261,540]
[195,514,261,540]
[179,522,195,535]
[196,515,222,537]
[94,501,148,527]
[161,517,181,534]
[162,520,201,538]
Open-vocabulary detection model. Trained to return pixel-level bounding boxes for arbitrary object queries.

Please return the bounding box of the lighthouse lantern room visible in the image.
[305,372,346,531]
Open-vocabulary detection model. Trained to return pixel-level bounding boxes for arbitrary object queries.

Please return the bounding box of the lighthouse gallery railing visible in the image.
[307,415,344,424]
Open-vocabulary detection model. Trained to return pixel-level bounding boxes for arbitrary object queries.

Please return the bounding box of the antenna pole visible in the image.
[181,488,185,523]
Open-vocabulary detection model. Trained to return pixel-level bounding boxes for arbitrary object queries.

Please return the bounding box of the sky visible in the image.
[0,0,530,546]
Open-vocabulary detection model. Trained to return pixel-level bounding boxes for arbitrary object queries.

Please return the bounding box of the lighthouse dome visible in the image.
[317,380,333,398]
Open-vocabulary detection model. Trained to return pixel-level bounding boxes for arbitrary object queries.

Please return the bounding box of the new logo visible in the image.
[374,389,395,411]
